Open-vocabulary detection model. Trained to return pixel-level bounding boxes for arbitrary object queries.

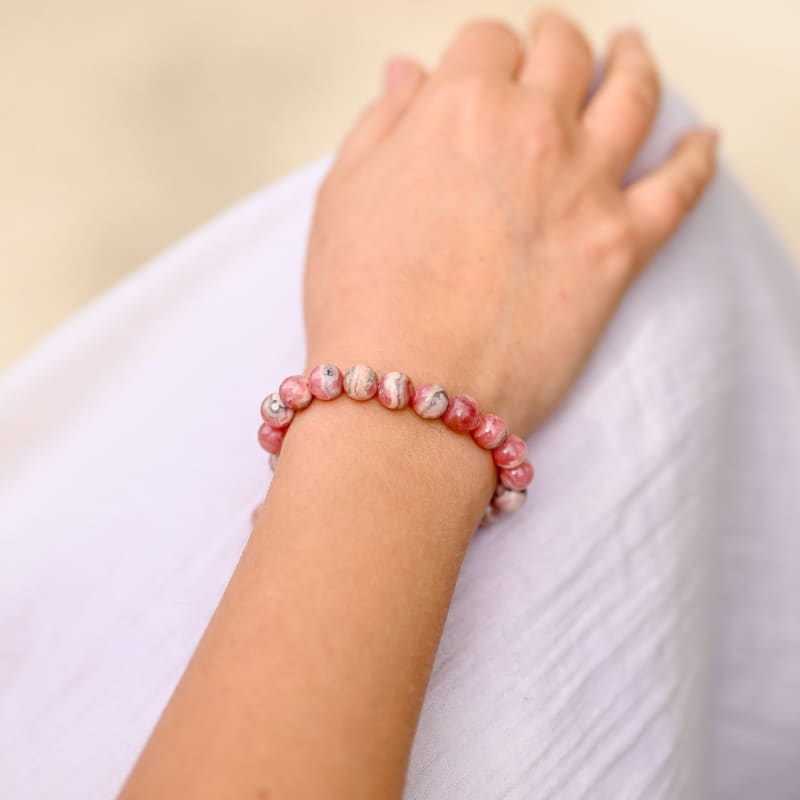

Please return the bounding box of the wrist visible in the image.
[273,388,497,534]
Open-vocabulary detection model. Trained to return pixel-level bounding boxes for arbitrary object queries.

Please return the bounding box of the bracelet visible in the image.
[257,364,533,527]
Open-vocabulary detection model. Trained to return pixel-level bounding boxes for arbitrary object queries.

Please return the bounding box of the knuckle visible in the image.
[658,188,687,229]
[536,10,594,64]
[586,217,638,279]
[682,166,704,200]
[453,72,499,106]
[431,72,504,120]
[572,27,595,66]
[618,68,660,118]
[521,99,570,161]
[458,17,519,46]
[671,148,713,209]
[690,147,714,183]
[676,175,701,207]
[531,6,562,27]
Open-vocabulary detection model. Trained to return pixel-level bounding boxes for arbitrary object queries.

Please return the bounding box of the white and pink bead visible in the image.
[258,363,534,526]
[308,364,343,400]
[279,375,312,409]
[343,364,379,400]
[377,371,414,409]
[411,383,449,419]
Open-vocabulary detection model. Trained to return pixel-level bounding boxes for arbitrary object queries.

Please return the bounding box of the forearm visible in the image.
[121,394,496,799]
[121,9,718,796]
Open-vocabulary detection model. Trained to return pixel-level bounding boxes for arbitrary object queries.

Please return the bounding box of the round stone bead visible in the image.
[260,392,294,428]
[491,484,528,513]
[279,375,312,409]
[308,363,343,400]
[343,364,379,400]
[472,413,508,449]
[412,383,449,419]
[442,393,481,432]
[258,423,285,455]
[499,460,534,491]
[377,371,414,410]
[492,434,527,469]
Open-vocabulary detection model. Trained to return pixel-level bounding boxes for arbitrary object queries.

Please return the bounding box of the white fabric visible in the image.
[1,91,799,799]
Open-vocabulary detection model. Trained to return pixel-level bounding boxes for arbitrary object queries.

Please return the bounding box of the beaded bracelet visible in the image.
[257,364,533,527]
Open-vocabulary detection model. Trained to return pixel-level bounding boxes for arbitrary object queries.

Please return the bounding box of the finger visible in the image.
[626,128,719,261]
[582,28,661,177]
[337,58,427,166]
[518,9,594,113]
[435,18,523,80]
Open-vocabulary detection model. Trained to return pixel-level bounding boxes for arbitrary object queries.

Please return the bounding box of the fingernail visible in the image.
[704,126,721,146]
[615,25,644,42]
[384,57,409,89]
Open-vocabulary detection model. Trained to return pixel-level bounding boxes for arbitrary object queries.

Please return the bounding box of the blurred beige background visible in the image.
[1,1,799,370]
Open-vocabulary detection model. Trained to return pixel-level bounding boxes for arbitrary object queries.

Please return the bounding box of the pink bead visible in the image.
[492,434,527,469]
[279,375,312,409]
[258,423,285,455]
[443,393,482,432]
[491,484,527,513]
[499,461,534,491]
[412,383,449,419]
[308,363,343,400]
[343,364,378,400]
[471,412,508,449]
[377,371,414,409]
[260,392,294,428]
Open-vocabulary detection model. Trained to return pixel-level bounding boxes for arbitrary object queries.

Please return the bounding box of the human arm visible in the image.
[120,10,717,799]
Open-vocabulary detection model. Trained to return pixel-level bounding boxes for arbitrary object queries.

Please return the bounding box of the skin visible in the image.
[120,10,717,800]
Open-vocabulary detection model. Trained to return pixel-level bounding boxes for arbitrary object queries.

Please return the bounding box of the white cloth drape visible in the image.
[1,90,798,799]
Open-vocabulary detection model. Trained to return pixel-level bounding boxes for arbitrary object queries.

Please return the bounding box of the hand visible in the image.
[303,11,717,435]
[121,14,721,799]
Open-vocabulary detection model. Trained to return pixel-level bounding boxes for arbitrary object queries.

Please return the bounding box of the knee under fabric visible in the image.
[1,89,799,799]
